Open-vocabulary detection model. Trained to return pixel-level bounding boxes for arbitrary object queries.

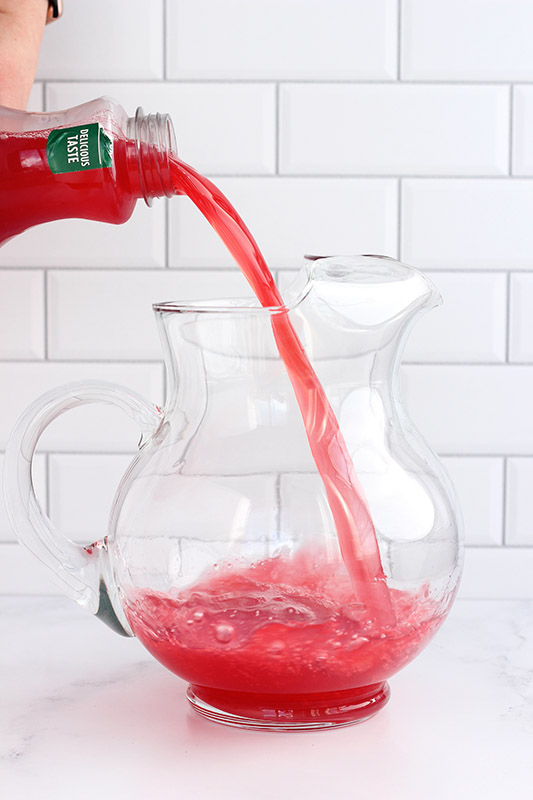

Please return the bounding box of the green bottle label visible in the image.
[46,123,113,174]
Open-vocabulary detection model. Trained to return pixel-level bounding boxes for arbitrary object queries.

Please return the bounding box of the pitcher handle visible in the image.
[2,381,163,635]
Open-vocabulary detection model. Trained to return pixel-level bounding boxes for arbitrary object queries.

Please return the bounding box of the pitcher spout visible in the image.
[302,254,442,328]
[276,254,442,366]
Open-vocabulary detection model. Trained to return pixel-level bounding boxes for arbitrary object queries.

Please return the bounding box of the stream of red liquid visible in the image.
[167,157,394,626]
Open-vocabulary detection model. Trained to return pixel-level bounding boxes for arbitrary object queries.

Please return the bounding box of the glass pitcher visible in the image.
[3,255,463,730]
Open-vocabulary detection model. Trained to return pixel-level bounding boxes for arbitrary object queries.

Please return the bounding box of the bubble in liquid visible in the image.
[215,623,234,643]
[269,640,285,656]
[192,610,205,622]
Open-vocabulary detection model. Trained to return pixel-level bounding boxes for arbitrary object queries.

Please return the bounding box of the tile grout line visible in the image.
[43,271,49,360]
[397,177,402,259]
[0,537,531,553]
[1,358,533,366]
[162,0,167,80]
[45,452,51,520]
[404,360,532,366]
[397,0,402,81]
[1,587,530,598]
[1,452,531,460]
[440,454,513,459]
[0,174,532,181]
[505,272,512,361]
[508,84,514,175]
[40,77,533,86]
[275,474,282,541]
[280,267,533,274]
[275,83,280,174]
[165,199,170,268]
[502,457,508,546]
[0,358,167,366]
[182,173,533,180]
[161,360,167,407]
[6,451,138,458]
[5,266,533,274]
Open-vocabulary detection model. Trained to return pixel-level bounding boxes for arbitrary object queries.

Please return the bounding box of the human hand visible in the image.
[0,0,52,109]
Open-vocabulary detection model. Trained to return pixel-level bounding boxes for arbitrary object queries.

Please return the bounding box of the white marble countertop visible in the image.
[1,596,532,799]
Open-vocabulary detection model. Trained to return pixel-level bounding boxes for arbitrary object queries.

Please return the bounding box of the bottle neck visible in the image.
[126,107,178,206]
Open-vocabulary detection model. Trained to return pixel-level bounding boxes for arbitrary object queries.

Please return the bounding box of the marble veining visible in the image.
[1,597,532,799]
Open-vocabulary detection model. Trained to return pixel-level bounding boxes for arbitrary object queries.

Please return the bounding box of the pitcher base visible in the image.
[186,682,390,731]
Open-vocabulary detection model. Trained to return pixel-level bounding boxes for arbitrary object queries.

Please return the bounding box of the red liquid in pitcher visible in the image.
[125,551,445,719]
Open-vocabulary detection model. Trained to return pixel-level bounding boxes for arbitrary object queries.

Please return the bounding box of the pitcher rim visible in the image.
[152,288,312,317]
[152,254,438,316]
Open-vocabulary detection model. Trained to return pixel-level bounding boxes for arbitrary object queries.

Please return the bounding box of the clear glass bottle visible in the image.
[0,96,178,245]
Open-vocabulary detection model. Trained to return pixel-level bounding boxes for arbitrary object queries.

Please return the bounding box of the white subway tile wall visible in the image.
[506,459,533,546]
[279,84,509,176]
[45,83,277,175]
[47,270,253,360]
[402,0,533,81]
[0,0,531,597]
[0,204,166,268]
[401,366,533,455]
[512,86,533,176]
[403,272,508,363]
[441,458,504,547]
[401,179,533,270]
[169,178,398,268]
[166,0,398,80]
[0,272,45,360]
[36,0,165,80]
[48,455,135,545]
[0,362,163,451]
[0,454,47,542]
[27,83,43,113]
[509,274,533,361]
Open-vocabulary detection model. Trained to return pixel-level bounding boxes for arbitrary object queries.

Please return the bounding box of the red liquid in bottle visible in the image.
[0,131,138,244]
